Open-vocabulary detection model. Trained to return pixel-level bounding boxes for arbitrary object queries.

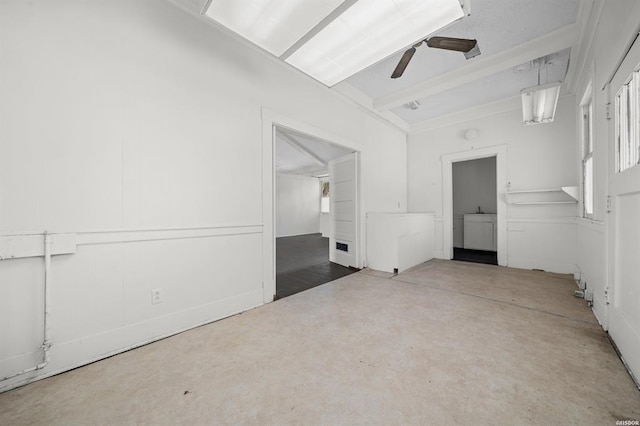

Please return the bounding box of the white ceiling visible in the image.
[170,0,589,128]
[346,0,579,99]
[391,48,572,123]
[275,127,353,176]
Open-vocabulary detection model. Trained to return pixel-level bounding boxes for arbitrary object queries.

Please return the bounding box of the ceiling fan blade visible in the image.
[426,37,477,53]
[391,47,416,79]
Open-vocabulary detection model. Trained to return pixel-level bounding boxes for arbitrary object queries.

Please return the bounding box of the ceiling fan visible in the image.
[391,37,480,79]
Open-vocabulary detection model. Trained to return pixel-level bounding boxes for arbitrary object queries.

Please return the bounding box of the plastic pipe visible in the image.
[1,232,51,382]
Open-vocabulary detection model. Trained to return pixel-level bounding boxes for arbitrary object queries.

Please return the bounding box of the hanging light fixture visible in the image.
[521,82,561,125]
[521,57,561,125]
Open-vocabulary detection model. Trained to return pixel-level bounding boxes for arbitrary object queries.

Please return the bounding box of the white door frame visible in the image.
[605,33,640,382]
[261,108,361,303]
[441,145,508,266]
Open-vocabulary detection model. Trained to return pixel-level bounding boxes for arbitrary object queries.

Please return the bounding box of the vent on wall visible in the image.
[336,242,348,252]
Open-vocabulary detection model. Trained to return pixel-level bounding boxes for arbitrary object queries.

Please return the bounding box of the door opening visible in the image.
[272,125,358,300]
[441,145,507,266]
[452,156,498,265]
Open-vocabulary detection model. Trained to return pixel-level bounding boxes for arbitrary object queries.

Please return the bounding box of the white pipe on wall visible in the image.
[39,231,52,367]
[1,232,51,382]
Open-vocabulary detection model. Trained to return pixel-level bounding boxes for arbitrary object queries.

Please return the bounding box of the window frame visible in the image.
[581,84,594,219]
[615,66,640,173]
[320,180,330,213]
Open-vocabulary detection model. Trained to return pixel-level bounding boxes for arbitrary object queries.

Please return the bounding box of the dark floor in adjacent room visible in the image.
[276,233,357,299]
[453,247,498,265]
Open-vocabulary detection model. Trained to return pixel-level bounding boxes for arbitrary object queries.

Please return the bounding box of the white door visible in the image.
[607,37,640,381]
[329,152,358,268]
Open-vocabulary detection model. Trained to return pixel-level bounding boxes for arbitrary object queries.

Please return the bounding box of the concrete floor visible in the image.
[1,260,639,425]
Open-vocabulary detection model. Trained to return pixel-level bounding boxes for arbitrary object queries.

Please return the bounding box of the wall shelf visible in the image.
[509,201,577,205]
[506,186,578,205]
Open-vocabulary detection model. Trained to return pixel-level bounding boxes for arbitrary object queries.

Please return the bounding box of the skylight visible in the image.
[205,0,465,87]
[205,0,346,57]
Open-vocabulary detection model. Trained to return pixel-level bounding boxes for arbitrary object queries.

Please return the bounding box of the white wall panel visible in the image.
[52,244,124,344]
[367,213,435,273]
[506,219,577,273]
[276,174,320,238]
[576,220,606,327]
[408,97,578,273]
[0,0,407,391]
[572,0,640,333]
[0,258,44,360]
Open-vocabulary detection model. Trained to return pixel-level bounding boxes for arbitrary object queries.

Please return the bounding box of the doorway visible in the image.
[273,125,358,299]
[452,156,498,265]
[441,145,508,266]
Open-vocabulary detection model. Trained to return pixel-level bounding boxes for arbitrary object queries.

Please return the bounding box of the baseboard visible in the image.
[0,289,264,393]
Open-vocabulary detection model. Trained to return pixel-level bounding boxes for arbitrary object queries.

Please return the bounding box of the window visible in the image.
[320,181,330,213]
[615,67,640,173]
[581,91,594,218]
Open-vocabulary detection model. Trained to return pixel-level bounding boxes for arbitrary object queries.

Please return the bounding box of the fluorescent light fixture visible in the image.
[521,82,561,125]
[286,0,464,86]
[205,0,465,87]
[205,0,345,57]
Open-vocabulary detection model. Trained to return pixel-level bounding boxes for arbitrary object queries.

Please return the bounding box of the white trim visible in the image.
[506,217,576,225]
[411,97,521,134]
[278,0,360,61]
[410,94,579,134]
[277,132,327,167]
[0,223,261,238]
[0,288,263,393]
[576,217,605,233]
[579,81,593,107]
[374,25,579,111]
[333,82,411,132]
[441,145,508,266]
[76,225,262,246]
[0,226,263,259]
[261,108,362,303]
[565,0,603,95]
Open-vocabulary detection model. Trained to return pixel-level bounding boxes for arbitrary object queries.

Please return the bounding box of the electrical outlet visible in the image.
[151,288,162,304]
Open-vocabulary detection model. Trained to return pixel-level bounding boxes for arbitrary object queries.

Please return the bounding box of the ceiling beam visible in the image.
[564,0,602,95]
[410,96,522,134]
[277,167,329,178]
[280,0,359,60]
[373,24,580,111]
[277,131,327,167]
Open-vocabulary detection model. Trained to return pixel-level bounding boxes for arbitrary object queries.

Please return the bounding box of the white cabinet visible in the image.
[464,214,497,251]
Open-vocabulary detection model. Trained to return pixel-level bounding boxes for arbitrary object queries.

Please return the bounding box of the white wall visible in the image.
[572,0,640,334]
[0,0,407,391]
[408,96,578,273]
[276,174,320,238]
[320,214,330,237]
[452,157,497,247]
[366,213,435,273]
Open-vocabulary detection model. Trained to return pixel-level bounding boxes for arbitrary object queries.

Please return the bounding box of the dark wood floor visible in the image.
[276,233,357,299]
[453,247,498,265]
